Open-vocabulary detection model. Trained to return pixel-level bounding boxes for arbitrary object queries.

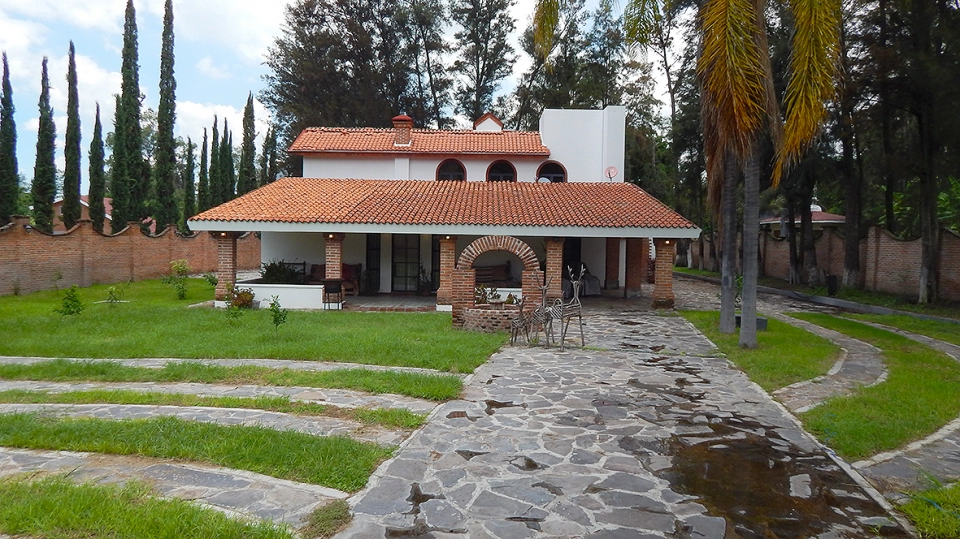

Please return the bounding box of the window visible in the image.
[437,159,466,181]
[392,235,420,292]
[366,234,381,293]
[537,162,566,183]
[487,160,516,182]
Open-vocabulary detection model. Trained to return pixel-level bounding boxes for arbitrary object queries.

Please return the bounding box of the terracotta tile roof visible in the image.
[760,211,845,224]
[191,178,698,231]
[289,128,550,156]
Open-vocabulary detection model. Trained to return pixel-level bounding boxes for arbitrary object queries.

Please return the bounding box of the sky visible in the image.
[0,0,545,194]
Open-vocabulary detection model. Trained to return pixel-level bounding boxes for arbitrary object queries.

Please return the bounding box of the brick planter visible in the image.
[462,305,519,333]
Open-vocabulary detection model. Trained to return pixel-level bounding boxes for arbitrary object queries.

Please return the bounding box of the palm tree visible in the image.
[534,0,839,348]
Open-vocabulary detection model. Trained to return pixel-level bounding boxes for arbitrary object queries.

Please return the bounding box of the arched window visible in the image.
[487,160,516,182]
[537,162,566,183]
[436,159,466,181]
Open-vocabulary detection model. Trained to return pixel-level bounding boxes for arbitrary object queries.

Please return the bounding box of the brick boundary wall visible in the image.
[698,225,960,302]
[0,217,260,296]
[462,306,520,333]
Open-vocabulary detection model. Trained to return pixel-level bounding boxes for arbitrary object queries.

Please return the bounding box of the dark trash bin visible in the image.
[826,274,838,297]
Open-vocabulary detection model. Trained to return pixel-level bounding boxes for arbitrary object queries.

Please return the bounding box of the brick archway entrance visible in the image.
[451,236,543,327]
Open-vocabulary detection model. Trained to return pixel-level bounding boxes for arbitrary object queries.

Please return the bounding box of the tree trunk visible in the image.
[739,148,760,349]
[839,19,861,289]
[719,149,739,334]
[787,199,800,284]
[801,197,819,285]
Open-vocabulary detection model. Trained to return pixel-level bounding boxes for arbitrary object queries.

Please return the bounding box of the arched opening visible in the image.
[486,160,516,182]
[537,161,566,183]
[436,159,466,181]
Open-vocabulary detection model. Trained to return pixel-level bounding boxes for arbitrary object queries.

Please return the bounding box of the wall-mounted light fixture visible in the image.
[219,232,228,238]
[328,234,334,239]
[444,235,451,240]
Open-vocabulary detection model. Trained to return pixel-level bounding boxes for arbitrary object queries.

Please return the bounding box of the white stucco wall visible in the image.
[302,156,395,179]
[581,237,606,278]
[261,232,325,266]
[539,106,626,183]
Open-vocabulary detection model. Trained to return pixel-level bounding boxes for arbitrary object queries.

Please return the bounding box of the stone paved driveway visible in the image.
[339,311,909,538]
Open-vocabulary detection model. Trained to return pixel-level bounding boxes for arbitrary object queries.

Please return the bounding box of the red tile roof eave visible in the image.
[288,149,551,157]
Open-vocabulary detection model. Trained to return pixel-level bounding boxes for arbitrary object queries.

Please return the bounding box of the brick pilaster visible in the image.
[324,233,345,279]
[214,232,238,300]
[451,267,475,327]
[437,236,457,305]
[605,237,620,289]
[625,238,644,297]
[545,238,564,301]
[652,238,676,308]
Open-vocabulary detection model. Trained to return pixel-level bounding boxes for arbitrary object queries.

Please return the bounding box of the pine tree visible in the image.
[111,0,143,232]
[197,128,209,211]
[0,52,19,224]
[62,42,82,230]
[237,93,257,196]
[209,117,220,206]
[88,103,106,233]
[153,0,178,233]
[31,58,56,233]
[180,137,195,232]
[451,0,516,120]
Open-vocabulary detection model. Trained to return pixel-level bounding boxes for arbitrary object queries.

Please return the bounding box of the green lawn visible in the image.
[901,482,960,539]
[845,313,960,347]
[0,279,506,373]
[0,359,462,401]
[792,313,960,460]
[0,389,426,429]
[0,414,391,492]
[0,475,297,539]
[680,311,839,391]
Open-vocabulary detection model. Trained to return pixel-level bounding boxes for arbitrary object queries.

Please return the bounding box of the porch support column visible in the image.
[545,238,564,301]
[625,238,646,298]
[437,235,457,305]
[653,238,676,308]
[212,231,240,300]
[605,237,620,289]
[324,233,345,279]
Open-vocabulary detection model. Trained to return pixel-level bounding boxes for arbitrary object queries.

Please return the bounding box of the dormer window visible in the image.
[537,162,566,183]
[437,159,466,181]
[487,160,516,182]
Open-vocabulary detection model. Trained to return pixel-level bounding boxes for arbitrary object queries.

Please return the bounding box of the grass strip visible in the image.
[0,475,295,539]
[301,500,352,539]
[0,414,392,492]
[0,359,462,401]
[0,279,506,373]
[845,313,960,347]
[792,313,960,460]
[680,311,839,391]
[0,389,426,429]
[900,481,960,539]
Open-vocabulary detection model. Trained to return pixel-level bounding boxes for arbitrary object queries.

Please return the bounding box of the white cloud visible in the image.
[195,56,230,80]
[0,0,124,34]
[170,0,292,64]
[176,97,273,151]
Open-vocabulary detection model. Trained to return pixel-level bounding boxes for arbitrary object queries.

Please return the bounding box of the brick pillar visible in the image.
[625,238,644,297]
[324,233,345,279]
[652,238,676,308]
[213,232,238,300]
[605,237,620,289]
[545,238,564,301]
[451,267,475,327]
[437,235,457,305]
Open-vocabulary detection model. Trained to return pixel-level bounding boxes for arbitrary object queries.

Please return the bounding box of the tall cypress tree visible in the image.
[0,52,18,224]
[180,137,195,232]
[197,128,209,211]
[88,103,106,233]
[62,42,82,230]
[220,120,235,200]
[111,0,143,232]
[209,116,220,206]
[257,126,272,187]
[31,58,56,233]
[237,93,256,196]
[153,0,177,232]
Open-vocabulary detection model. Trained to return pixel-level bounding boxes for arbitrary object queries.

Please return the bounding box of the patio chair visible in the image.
[322,279,343,309]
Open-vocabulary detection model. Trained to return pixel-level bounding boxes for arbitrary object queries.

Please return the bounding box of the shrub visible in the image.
[260,260,303,284]
[268,296,288,336]
[202,272,218,287]
[56,285,84,316]
[162,260,190,300]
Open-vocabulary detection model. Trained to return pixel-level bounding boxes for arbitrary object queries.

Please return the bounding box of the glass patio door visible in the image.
[392,235,420,292]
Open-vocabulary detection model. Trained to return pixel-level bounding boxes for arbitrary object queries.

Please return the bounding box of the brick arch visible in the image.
[456,235,539,272]
[452,235,543,327]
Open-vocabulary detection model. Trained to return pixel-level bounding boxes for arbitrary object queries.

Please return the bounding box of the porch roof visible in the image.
[188,178,702,239]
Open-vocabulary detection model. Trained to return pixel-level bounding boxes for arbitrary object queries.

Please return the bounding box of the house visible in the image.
[52,196,113,233]
[760,202,845,238]
[188,107,701,320]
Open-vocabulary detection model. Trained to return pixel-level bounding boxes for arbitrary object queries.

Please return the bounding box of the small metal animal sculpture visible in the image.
[531,275,555,346]
[510,297,531,345]
[557,265,586,350]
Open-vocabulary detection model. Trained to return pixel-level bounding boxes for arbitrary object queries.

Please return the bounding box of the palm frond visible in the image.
[533,0,562,58]
[624,0,664,46]
[774,0,841,184]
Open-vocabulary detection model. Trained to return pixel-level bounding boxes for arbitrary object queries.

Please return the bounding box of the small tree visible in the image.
[162,259,190,299]
[268,295,288,336]
[56,285,84,316]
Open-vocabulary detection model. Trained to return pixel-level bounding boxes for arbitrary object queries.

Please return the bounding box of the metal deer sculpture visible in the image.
[557,265,586,350]
[530,275,555,346]
[509,296,530,345]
